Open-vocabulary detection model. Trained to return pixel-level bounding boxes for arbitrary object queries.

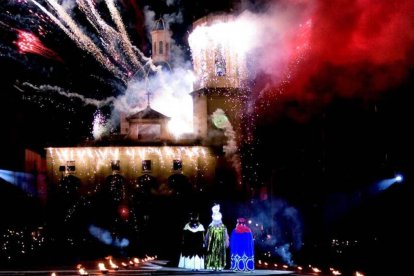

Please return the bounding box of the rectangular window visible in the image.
[142,160,152,172]
[66,160,76,172]
[215,44,226,76]
[138,124,161,141]
[159,41,163,54]
[111,160,120,171]
[173,159,182,171]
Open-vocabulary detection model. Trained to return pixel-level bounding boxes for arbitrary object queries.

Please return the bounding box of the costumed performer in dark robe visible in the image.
[178,212,205,270]
[230,217,255,272]
[205,204,229,271]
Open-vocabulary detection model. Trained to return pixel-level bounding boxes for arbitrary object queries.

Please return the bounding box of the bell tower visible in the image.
[189,14,248,145]
[150,18,171,65]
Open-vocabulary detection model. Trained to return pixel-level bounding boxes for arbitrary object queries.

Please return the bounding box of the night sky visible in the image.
[1,0,414,274]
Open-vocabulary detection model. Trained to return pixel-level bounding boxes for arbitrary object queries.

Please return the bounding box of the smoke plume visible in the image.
[88,224,129,248]
[250,198,303,265]
[211,109,242,184]
[245,0,414,118]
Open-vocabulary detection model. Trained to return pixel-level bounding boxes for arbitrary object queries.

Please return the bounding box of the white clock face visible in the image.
[212,113,229,129]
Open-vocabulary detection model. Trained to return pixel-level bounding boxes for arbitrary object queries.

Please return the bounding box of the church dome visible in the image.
[153,18,167,31]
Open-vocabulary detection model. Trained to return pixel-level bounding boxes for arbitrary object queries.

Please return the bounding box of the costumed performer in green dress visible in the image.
[205,204,229,270]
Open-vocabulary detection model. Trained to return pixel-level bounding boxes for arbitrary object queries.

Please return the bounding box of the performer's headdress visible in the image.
[211,203,222,223]
[212,204,220,213]
[189,212,200,227]
[235,217,251,233]
[237,218,247,224]
[189,212,199,222]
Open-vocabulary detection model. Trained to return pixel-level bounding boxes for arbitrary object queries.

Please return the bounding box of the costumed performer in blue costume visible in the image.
[178,212,205,270]
[205,204,229,271]
[230,217,255,272]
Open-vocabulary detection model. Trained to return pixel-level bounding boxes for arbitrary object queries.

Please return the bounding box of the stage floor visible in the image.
[0,260,296,276]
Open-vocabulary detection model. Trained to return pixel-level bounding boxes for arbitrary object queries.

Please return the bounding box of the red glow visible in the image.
[15,30,62,62]
[118,205,130,220]
[256,0,414,120]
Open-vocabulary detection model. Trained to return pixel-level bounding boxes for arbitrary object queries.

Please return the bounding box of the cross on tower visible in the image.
[146,91,151,107]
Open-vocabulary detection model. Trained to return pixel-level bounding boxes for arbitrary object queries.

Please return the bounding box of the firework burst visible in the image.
[92,110,109,140]
[15,30,62,61]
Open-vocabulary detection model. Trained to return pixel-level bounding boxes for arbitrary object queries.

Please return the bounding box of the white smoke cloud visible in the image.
[24,0,315,143]
[163,10,183,28]
[189,1,315,87]
[61,0,76,13]
[21,64,195,139]
[211,109,242,183]
[143,6,156,38]
[166,0,177,7]
[275,244,294,266]
[211,109,236,154]
[250,198,303,265]
[88,224,129,248]
[143,5,183,33]
[21,82,117,107]
[112,65,195,137]
[113,6,194,137]
[246,1,315,86]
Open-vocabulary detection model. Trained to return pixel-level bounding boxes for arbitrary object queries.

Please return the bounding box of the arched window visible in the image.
[153,42,156,55]
[59,174,81,198]
[136,174,158,195]
[142,160,152,172]
[173,159,182,171]
[168,173,191,196]
[165,42,169,54]
[215,44,226,76]
[159,41,163,55]
[102,173,126,204]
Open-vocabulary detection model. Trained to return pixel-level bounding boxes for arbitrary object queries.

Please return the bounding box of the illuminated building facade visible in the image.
[46,14,248,197]
[46,146,217,195]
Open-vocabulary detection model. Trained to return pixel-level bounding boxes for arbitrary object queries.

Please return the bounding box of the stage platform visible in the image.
[0,260,296,276]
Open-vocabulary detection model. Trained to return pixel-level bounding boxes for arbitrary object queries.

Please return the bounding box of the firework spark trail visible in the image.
[76,0,133,73]
[20,77,194,137]
[104,0,145,74]
[1,5,40,35]
[1,14,59,61]
[0,19,13,31]
[30,0,123,80]
[16,30,62,61]
[78,0,129,72]
[44,0,122,76]
[129,42,164,81]
[92,110,109,139]
[20,81,194,133]
[132,45,160,73]
[29,0,72,38]
[22,82,116,107]
[13,0,194,137]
